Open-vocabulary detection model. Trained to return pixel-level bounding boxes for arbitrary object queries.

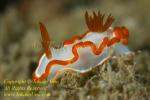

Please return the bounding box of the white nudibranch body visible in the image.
[32,11,132,81]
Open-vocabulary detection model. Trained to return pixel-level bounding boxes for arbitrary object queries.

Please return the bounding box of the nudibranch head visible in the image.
[32,11,131,81]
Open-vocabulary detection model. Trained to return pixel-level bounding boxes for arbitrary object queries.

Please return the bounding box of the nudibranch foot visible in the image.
[32,11,132,81]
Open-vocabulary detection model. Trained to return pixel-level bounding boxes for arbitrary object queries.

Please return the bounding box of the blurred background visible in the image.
[0,0,150,80]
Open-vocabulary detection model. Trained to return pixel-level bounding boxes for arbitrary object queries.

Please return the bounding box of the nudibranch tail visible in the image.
[39,22,52,59]
[85,11,114,32]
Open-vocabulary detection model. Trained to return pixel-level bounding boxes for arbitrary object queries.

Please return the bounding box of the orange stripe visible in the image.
[121,26,129,45]
[121,26,129,38]
[33,29,129,81]
[33,37,109,81]
[108,37,120,46]
[113,26,129,45]
[114,27,123,39]
[63,31,89,45]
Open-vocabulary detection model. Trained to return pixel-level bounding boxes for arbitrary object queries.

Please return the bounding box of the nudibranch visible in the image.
[32,11,131,81]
